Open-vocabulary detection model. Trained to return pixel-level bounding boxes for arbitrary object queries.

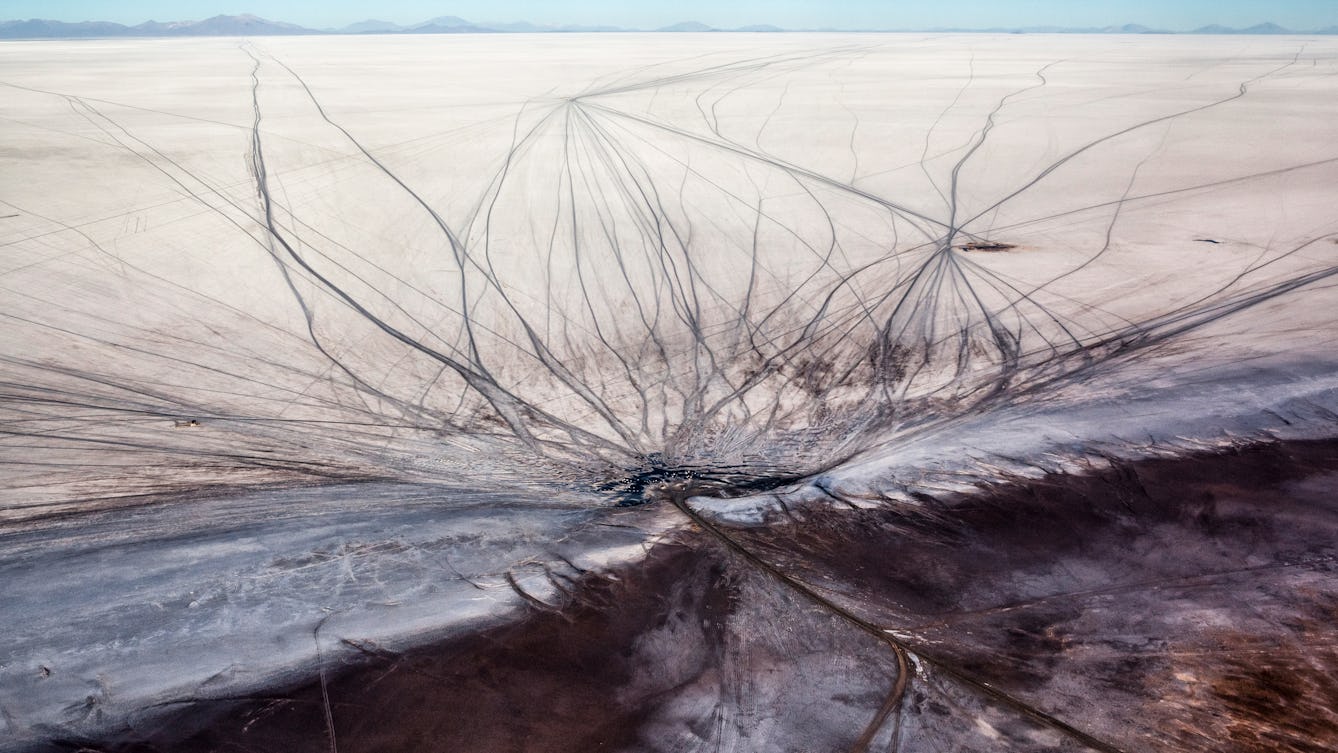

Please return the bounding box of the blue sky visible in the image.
[3,1,1337,30]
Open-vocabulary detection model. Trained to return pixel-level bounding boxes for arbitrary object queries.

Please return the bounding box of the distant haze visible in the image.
[5,1,1338,32]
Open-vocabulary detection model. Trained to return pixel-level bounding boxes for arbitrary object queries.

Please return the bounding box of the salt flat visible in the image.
[1,33,1337,751]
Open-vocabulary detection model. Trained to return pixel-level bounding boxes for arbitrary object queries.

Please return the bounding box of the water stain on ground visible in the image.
[35,440,1338,752]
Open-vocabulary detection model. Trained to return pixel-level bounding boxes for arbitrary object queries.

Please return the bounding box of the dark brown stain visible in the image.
[737,439,1338,623]
[31,439,1338,753]
[48,543,733,753]
[1182,597,1338,753]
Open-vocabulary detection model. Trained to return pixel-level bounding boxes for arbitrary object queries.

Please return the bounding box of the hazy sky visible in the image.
[3,1,1337,30]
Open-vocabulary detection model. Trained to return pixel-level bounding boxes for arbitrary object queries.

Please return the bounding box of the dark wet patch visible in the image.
[728,438,1338,750]
[597,452,806,506]
[954,241,1017,252]
[40,544,734,753]
[28,439,1338,753]
[735,439,1338,621]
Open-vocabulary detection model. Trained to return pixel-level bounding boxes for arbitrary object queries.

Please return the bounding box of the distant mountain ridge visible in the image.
[0,14,318,38]
[657,21,714,32]
[2,14,1336,39]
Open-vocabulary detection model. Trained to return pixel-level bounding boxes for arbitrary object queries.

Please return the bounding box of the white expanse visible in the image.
[1,33,1337,747]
